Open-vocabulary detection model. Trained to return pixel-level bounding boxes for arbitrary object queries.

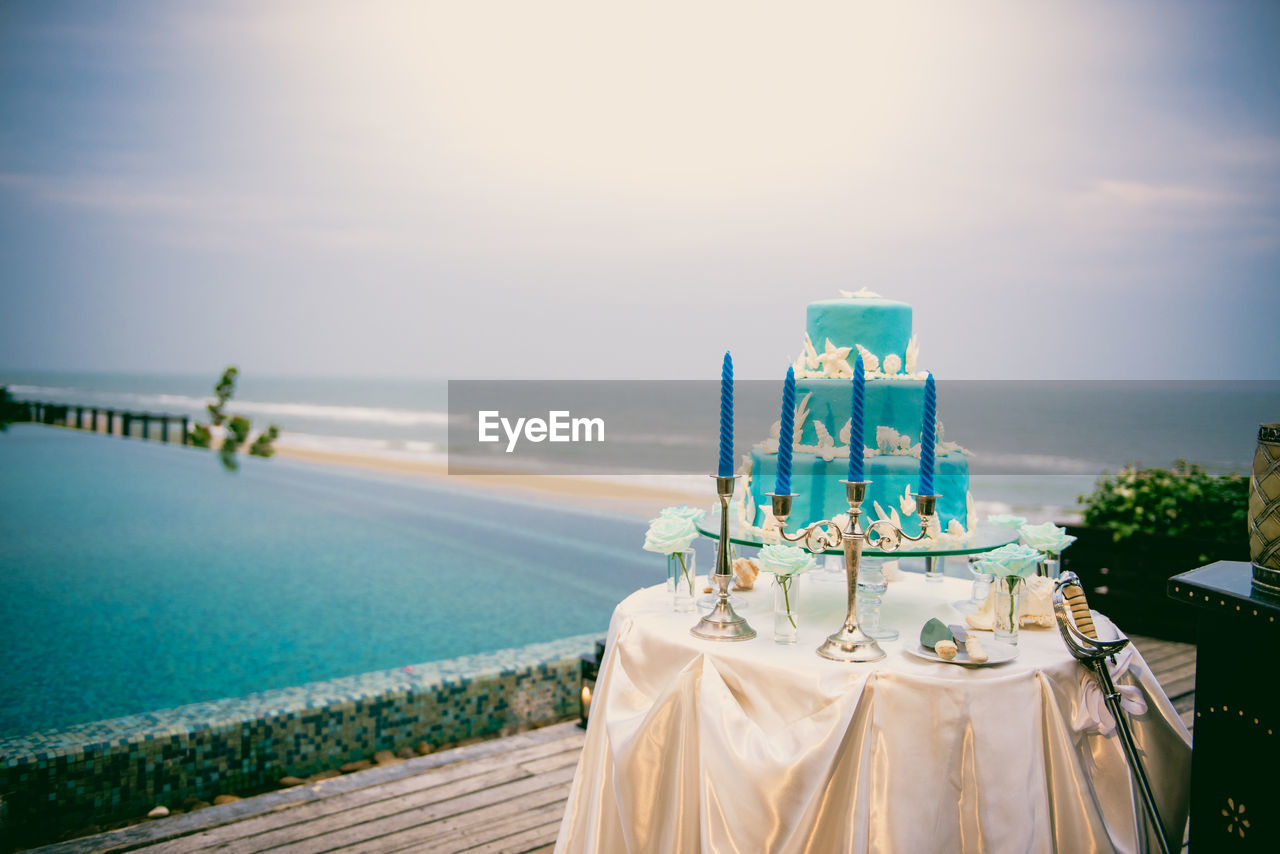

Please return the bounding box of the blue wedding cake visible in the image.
[741,289,973,540]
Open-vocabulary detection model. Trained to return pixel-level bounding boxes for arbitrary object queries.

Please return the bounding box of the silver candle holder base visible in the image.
[692,475,757,642]
[770,482,939,663]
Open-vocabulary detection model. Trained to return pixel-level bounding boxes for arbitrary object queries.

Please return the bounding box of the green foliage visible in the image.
[223,415,251,452]
[0,386,14,431]
[188,423,213,449]
[249,425,279,458]
[205,366,237,426]
[1078,459,1248,542]
[189,366,280,470]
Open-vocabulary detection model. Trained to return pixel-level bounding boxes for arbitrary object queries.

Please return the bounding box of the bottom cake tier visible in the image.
[746,449,972,538]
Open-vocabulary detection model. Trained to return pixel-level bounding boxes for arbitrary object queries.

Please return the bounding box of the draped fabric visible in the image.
[556,574,1190,854]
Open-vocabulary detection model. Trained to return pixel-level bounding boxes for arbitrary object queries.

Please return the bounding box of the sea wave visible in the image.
[965,449,1111,475]
[5,384,451,428]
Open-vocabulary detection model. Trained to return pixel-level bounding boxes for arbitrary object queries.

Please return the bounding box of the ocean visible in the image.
[3,370,1276,522]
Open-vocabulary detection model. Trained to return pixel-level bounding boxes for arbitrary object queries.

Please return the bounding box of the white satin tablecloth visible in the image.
[555,572,1190,854]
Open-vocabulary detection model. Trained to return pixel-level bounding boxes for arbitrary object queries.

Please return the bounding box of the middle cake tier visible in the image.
[743,377,972,537]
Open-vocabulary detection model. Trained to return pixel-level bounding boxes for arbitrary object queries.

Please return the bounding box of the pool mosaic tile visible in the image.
[0,634,597,844]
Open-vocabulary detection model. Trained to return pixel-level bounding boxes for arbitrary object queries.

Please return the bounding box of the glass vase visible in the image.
[856,557,899,640]
[994,576,1024,644]
[772,574,800,644]
[1037,554,1060,579]
[667,550,696,613]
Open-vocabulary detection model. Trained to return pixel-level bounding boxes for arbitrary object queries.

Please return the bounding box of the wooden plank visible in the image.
[344,785,571,854]
[1147,647,1196,674]
[460,820,563,854]
[1136,643,1191,668]
[147,737,583,850]
[42,725,583,854]
[261,765,579,854]
[1154,658,1197,688]
[140,737,583,854]
[170,765,535,854]
[1128,636,1177,658]
[515,747,588,776]
[1162,676,1197,702]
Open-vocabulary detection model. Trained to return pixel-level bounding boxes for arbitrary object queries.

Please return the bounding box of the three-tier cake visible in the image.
[740,290,973,540]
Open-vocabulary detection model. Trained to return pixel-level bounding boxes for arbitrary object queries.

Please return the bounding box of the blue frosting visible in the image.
[749,448,969,537]
[806,298,912,362]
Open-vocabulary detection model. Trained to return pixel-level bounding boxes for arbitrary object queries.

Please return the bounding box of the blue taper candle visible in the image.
[849,355,865,482]
[718,352,734,477]
[775,367,796,495]
[920,373,936,495]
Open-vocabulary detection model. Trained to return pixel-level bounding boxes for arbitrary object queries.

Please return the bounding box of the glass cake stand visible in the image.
[697,510,1019,640]
[694,510,1019,559]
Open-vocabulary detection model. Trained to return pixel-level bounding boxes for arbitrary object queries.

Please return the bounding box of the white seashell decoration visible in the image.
[905,335,919,374]
[819,339,854,377]
[899,485,917,517]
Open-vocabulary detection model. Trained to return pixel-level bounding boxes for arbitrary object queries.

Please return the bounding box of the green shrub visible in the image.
[1079,459,1248,542]
[189,366,280,470]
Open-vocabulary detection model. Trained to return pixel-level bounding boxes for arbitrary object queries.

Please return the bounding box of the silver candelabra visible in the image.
[768,481,939,662]
[691,475,757,642]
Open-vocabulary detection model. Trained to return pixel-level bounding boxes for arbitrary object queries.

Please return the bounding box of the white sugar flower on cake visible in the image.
[876,426,901,454]
[882,353,902,375]
[839,287,882,299]
[838,418,852,445]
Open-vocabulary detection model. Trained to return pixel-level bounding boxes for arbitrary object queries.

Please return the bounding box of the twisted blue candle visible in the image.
[718,352,734,477]
[849,355,865,482]
[775,366,796,495]
[920,373,936,495]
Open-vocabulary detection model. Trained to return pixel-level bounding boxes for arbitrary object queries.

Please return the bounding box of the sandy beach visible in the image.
[274,444,705,520]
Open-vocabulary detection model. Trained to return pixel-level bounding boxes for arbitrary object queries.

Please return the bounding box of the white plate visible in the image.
[907,639,1019,667]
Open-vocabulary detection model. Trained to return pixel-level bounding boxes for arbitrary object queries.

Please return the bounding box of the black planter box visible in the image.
[1062,526,1248,641]
[1169,562,1279,850]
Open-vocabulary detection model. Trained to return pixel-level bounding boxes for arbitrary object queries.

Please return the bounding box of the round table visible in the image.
[555,573,1190,853]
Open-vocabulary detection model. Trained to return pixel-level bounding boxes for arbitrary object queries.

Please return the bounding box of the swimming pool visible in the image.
[0,425,661,737]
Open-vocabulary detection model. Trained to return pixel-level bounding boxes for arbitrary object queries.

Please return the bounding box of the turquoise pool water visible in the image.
[0,425,663,737]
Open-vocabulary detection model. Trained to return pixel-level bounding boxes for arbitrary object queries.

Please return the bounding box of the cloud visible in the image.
[1085,180,1245,210]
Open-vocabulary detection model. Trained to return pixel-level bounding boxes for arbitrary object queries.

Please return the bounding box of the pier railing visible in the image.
[13,399,192,445]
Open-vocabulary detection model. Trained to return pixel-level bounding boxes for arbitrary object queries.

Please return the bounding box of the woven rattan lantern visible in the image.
[1251,423,1280,595]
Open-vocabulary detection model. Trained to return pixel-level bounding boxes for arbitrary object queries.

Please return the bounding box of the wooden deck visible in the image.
[33,636,1195,854]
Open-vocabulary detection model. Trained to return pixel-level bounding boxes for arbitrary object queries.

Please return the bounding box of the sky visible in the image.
[1,0,1278,380]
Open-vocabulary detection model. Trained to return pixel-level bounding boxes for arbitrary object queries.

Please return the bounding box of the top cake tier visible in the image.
[806,297,912,367]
